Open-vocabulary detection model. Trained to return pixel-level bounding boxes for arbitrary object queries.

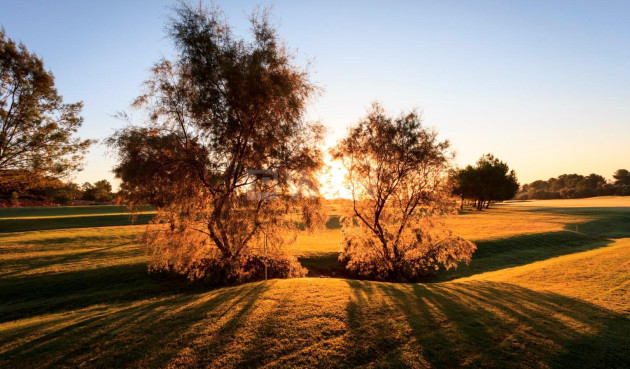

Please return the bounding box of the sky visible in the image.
[2,0,629,197]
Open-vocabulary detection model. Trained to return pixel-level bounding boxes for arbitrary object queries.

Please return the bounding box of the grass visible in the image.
[0,197,628,367]
[0,205,155,233]
[0,205,154,218]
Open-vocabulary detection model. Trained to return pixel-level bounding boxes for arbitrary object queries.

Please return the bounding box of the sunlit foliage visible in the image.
[331,103,475,281]
[108,3,323,283]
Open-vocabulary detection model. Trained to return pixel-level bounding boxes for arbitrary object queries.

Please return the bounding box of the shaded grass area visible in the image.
[432,231,611,282]
[0,227,197,323]
[1,277,628,368]
[460,238,630,313]
[432,210,630,282]
[0,205,154,218]
[0,213,155,233]
[294,229,344,277]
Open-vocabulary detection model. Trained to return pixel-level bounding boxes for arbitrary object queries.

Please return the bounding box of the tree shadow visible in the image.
[0,263,204,323]
[431,231,612,282]
[298,252,346,277]
[345,279,630,368]
[431,207,630,282]
[0,281,269,368]
[0,213,155,233]
[0,242,141,278]
[521,207,630,239]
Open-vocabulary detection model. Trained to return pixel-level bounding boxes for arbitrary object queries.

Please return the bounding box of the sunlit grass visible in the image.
[0,197,628,367]
[461,238,630,313]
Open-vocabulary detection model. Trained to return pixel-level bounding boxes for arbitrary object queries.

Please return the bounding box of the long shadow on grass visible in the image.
[0,263,201,323]
[345,280,630,369]
[298,253,346,277]
[0,242,142,278]
[0,281,269,368]
[432,210,630,282]
[0,213,155,233]
[0,205,154,219]
[431,231,612,282]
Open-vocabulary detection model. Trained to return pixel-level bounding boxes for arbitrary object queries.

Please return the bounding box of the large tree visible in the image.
[0,29,92,192]
[109,3,324,282]
[331,103,475,281]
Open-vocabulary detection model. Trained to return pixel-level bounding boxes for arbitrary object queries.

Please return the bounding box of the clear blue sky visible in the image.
[2,0,629,191]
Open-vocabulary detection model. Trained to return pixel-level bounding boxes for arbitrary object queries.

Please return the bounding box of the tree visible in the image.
[82,179,113,202]
[52,182,82,204]
[452,154,519,210]
[450,166,478,209]
[613,169,630,186]
[331,103,475,281]
[109,3,324,283]
[92,179,113,202]
[0,29,92,191]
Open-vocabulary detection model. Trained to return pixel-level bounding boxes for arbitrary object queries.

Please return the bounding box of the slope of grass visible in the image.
[0,197,629,368]
[459,238,630,313]
[1,276,627,368]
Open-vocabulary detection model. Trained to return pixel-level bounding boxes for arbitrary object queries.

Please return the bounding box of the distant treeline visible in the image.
[0,174,115,206]
[516,169,630,200]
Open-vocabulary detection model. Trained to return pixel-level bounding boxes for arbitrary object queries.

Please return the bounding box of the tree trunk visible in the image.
[460,195,464,210]
[485,201,490,209]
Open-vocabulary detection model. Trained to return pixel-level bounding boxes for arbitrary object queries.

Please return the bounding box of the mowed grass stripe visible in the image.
[0,213,155,233]
[0,205,154,219]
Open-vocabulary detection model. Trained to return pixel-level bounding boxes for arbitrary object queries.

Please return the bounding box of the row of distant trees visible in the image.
[516,169,630,200]
[0,177,114,205]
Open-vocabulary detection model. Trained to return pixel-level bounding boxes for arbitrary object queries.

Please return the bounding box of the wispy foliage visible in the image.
[332,103,475,281]
[108,2,323,283]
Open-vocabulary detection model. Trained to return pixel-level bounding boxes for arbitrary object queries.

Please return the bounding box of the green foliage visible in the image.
[1,177,114,206]
[451,154,519,210]
[0,29,92,191]
[82,179,113,202]
[613,169,630,186]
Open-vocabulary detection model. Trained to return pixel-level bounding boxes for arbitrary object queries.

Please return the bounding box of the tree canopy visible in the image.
[109,3,324,283]
[331,103,475,281]
[451,154,519,210]
[0,29,92,192]
[613,169,630,186]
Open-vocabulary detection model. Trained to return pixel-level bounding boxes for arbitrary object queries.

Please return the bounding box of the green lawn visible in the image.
[0,199,628,368]
[0,205,154,219]
[0,205,155,233]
